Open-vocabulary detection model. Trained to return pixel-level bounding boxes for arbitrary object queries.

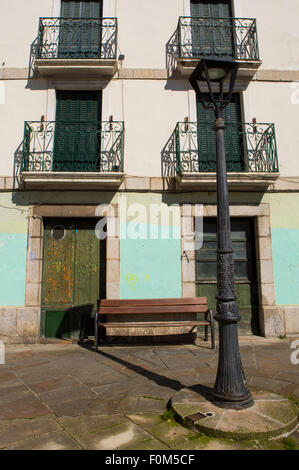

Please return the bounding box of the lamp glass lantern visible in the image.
[189,58,238,116]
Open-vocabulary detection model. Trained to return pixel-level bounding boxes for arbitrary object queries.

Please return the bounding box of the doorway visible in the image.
[195,217,260,335]
[41,218,105,339]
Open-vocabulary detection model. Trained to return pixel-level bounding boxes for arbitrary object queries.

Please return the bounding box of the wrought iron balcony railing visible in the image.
[36,17,117,59]
[175,121,278,173]
[177,17,259,61]
[22,121,124,173]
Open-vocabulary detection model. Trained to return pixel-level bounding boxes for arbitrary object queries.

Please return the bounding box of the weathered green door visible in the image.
[195,218,259,335]
[42,218,103,339]
[58,0,103,58]
[53,90,101,172]
[197,93,244,171]
[190,0,233,57]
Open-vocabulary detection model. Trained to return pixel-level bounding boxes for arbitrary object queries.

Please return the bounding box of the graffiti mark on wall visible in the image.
[125,273,138,291]
[125,273,151,291]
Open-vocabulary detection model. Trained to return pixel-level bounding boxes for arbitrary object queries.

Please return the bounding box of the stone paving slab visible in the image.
[0,396,51,419]
[7,431,81,450]
[58,414,128,437]
[0,416,61,448]
[77,421,151,450]
[37,384,97,405]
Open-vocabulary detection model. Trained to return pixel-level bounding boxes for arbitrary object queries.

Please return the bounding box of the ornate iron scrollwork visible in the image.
[175,121,279,174]
[37,17,117,60]
[177,16,259,61]
[21,121,124,174]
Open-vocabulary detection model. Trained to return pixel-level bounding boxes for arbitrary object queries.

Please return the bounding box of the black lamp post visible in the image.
[189,58,254,409]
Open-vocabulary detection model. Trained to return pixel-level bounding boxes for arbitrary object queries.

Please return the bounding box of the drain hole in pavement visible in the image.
[187,411,215,422]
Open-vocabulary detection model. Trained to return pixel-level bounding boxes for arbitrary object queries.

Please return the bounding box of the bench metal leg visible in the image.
[94,311,99,352]
[208,309,215,349]
[204,311,209,342]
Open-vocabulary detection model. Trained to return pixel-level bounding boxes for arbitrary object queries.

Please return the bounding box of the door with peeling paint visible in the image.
[41,218,104,339]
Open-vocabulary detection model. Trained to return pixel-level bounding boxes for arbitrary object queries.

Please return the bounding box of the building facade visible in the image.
[0,0,299,343]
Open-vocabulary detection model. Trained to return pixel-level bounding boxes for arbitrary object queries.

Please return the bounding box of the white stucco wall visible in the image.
[109,79,189,176]
[243,81,299,176]
[234,0,299,70]
[0,80,48,175]
[0,0,54,69]
[116,0,183,69]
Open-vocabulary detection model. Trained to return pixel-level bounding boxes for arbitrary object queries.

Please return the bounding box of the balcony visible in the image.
[174,17,261,80]
[21,121,125,190]
[175,121,279,191]
[34,17,118,79]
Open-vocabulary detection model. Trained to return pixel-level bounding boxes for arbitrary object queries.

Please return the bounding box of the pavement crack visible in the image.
[215,410,226,430]
[125,414,171,450]
[252,409,284,426]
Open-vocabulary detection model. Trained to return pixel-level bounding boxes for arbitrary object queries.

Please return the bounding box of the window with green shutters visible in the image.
[196,93,244,171]
[58,1,103,58]
[190,0,233,57]
[53,90,102,171]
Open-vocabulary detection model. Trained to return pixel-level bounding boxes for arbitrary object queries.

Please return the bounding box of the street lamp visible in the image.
[189,58,254,409]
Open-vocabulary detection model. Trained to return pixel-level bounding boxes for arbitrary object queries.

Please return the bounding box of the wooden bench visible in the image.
[94,297,215,351]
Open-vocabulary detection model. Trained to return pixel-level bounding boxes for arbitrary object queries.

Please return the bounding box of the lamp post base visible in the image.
[212,391,254,410]
[171,387,298,440]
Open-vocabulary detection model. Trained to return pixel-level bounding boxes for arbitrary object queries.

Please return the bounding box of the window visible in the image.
[196,93,244,171]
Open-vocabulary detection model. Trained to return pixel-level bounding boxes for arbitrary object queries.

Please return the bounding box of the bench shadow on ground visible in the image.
[78,341,214,404]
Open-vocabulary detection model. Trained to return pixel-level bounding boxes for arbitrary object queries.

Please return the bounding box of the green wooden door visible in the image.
[59,0,103,58]
[190,0,233,57]
[195,218,259,335]
[196,93,244,171]
[42,218,103,339]
[53,90,101,172]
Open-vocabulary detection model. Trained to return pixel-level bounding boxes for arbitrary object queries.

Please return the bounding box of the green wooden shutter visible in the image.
[53,90,101,171]
[60,0,102,18]
[190,1,232,57]
[59,1,103,58]
[196,93,244,171]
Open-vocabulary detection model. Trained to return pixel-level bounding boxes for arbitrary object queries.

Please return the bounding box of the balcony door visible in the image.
[53,90,102,172]
[58,0,103,58]
[196,93,244,171]
[190,0,233,57]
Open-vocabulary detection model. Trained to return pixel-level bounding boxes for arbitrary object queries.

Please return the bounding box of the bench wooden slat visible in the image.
[99,305,208,314]
[99,321,209,327]
[99,297,207,307]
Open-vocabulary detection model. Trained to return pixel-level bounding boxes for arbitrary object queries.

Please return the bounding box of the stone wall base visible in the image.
[284,306,299,335]
[0,307,40,344]
[259,305,299,337]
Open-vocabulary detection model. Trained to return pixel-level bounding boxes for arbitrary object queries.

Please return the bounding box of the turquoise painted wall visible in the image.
[120,222,182,299]
[272,228,299,305]
[0,193,28,307]
[0,233,27,306]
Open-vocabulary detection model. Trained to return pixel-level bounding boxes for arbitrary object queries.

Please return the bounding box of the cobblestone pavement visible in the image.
[0,337,298,450]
